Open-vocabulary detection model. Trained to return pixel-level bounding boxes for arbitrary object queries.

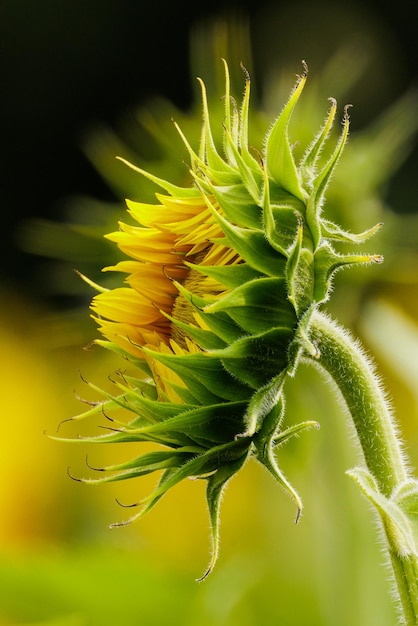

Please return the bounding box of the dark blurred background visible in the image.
[1,0,417,305]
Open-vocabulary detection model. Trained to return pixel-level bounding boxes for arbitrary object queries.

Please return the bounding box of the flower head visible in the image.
[63,61,382,579]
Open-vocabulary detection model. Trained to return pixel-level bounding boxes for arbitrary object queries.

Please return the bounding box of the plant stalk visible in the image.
[307,310,417,625]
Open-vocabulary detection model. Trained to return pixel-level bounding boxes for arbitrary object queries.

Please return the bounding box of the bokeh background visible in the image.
[1,1,417,625]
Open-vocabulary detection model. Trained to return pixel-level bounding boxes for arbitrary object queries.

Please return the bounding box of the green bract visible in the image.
[59,61,383,580]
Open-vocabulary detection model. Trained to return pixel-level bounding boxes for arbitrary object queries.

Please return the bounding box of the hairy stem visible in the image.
[308,311,408,495]
[307,310,416,625]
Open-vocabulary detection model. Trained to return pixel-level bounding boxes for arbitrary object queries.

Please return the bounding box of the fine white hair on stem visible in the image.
[305,311,411,482]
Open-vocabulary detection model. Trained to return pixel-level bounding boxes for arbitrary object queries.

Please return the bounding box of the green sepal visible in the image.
[184,261,262,290]
[173,115,238,187]
[313,243,383,303]
[93,338,153,377]
[210,210,287,276]
[174,120,237,188]
[73,449,199,485]
[299,97,337,183]
[172,281,244,344]
[213,328,293,389]
[197,77,238,176]
[223,126,262,202]
[124,401,248,445]
[67,377,154,425]
[61,391,130,425]
[253,397,303,521]
[286,221,314,317]
[142,347,252,402]
[220,58,239,165]
[110,372,159,403]
[101,448,202,472]
[162,380,205,406]
[348,468,418,560]
[262,167,302,256]
[163,311,228,350]
[273,420,320,448]
[192,166,241,188]
[243,371,287,437]
[237,67,263,172]
[116,157,202,198]
[271,206,303,252]
[288,247,314,317]
[198,451,250,582]
[108,389,190,425]
[193,308,245,346]
[265,69,307,201]
[256,413,319,523]
[306,106,350,249]
[208,183,262,229]
[287,305,320,373]
[268,181,307,212]
[320,219,383,244]
[395,481,418,537]
[159,369,228,406]
[261,169,298,257]
[55,426,188,447]
[118,466,176,523]
[204,277,296,334]
[110,438,252,530]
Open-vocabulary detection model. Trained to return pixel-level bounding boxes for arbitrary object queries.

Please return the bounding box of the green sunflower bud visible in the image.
[59,61,383,580]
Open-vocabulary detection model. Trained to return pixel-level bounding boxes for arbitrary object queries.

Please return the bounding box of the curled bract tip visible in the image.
[343,103,353,119]
[85,455,105,472]
[115,498,140,509]
[55,416,77,434]
[239,60,250,82]
[66,467,82,483]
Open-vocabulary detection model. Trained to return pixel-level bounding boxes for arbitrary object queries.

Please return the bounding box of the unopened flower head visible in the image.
[64,61,382,580]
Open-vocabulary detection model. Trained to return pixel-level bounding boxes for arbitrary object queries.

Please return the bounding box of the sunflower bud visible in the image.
[62,61,382,579]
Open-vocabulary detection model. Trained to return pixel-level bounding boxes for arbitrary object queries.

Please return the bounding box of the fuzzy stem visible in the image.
[307,310,416,625]
[308,311,408,494]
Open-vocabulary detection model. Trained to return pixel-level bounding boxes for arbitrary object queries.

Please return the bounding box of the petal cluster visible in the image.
[63,61,382,579]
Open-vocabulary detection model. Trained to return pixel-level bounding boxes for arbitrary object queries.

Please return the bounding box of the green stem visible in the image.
[307,310,417,625]
[308,311,408,495]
